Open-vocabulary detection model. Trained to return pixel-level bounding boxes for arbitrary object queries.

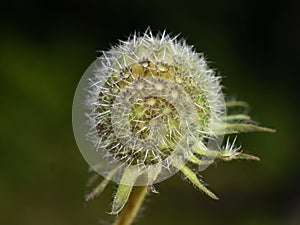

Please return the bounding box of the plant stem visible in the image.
[113,186,148,225]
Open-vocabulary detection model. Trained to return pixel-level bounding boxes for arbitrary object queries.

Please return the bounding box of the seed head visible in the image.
[73,29,226,186]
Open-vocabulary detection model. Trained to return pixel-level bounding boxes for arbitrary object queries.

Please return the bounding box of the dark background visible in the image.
[1,1,299,225]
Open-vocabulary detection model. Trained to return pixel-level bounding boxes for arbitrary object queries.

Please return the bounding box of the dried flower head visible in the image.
[72,29,275,218]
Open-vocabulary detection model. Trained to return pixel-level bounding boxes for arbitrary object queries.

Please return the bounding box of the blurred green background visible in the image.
[1,1,299,225]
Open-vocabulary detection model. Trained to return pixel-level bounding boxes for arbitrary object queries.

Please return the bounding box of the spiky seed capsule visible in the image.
[72,30,226,186]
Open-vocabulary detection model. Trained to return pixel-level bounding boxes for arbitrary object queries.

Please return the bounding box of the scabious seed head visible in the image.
[72,29,226,186]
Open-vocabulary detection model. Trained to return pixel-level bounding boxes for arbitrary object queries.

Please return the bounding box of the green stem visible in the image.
[113,186,148,225]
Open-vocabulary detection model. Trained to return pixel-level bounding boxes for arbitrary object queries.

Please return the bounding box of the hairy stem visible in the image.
[113,186,148,225]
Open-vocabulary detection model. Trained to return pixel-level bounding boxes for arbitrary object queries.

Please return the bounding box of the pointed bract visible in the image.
[180,165,218,200]
[111,167,140,214]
